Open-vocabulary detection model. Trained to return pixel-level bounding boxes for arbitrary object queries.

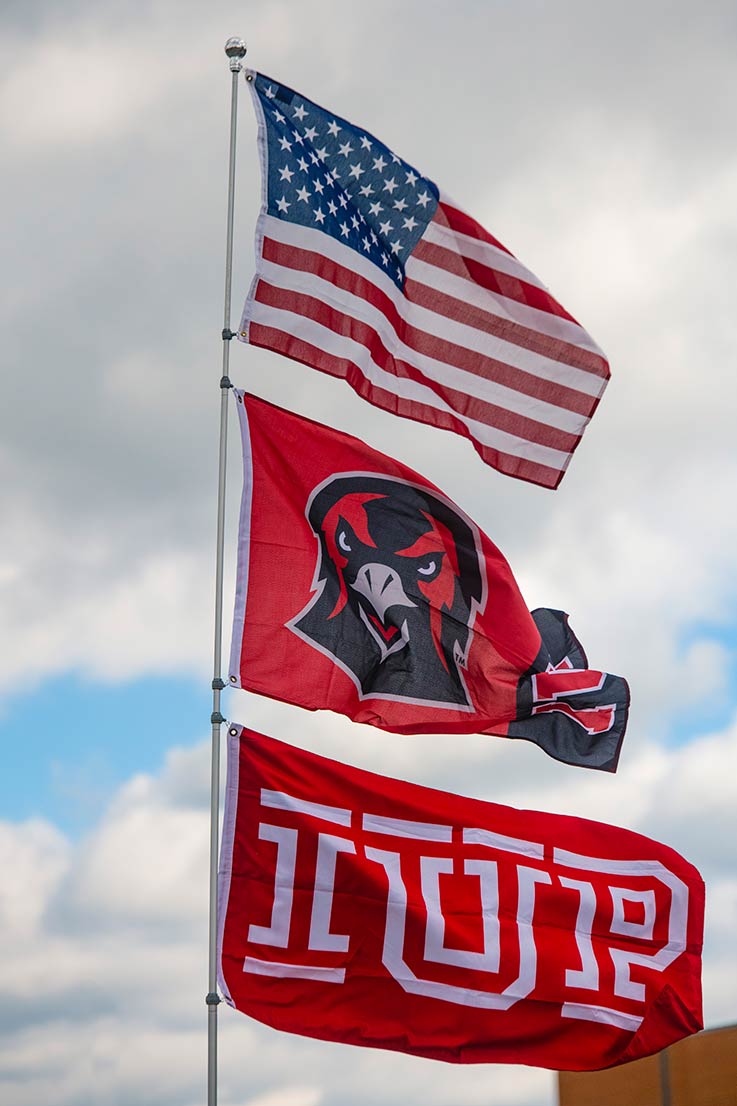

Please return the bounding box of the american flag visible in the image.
[239,71,610,489]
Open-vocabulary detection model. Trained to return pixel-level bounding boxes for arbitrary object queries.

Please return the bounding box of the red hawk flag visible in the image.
[228,393,629,771]
[218,728,704,1068]
[238,72,610,489]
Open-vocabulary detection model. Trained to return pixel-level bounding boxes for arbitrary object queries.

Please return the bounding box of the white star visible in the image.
[379,219,393,236]
[405,170,418,186]
[316,146,328,162]
[304,126,318,142]
[309,151,320,165]
[339,222,350,237]
[351,214,360,229]
[339,141,354,157]
[292,130,304,145]
[324,174,333,189]
[362,236,371,252]
[390,239,402,254]
[370,230,378,245]
[349,163,365,179]
[313,207,326,224]
[278,136,292,152]
[297,156,309,172]
[293,103,307,121]
[278,166,294,182]
[393,197,408,212]
[328,199,338,215]
[296,185,311,202]
[402,215,418,231]
[373,154,387,173]
[359,183,374,197]
[338,193,348,208]
[391,153,400,163]
[368,201,384,216]
[416,190,431,208]
[273,109,286,124]
[327,119,340,137]
[264,85,276,99]
[276,196,290,213]
[329,169,340,183]
[396,265,403,279]
[313,179,324,194]
[360,135,372,150]
[381,253,389,266]
[383,177,398,194]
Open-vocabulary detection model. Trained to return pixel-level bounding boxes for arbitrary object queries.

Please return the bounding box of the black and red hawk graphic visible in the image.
[229,393,630,771]
[289,475,486,708]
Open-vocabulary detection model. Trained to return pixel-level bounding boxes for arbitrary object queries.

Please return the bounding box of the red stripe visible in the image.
[262,237,606,407]
[248,320,565,489]
[414,236,579,324]
[404,275,609,380]
[254,280,582,454]
[438,201,514,256]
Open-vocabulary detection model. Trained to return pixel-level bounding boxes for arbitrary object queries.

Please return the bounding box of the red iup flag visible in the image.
[229,393,629,771]
[239,72,610,490]
[218,728,704,1068]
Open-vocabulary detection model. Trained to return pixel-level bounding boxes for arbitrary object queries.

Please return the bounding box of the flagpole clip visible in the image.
[224,37,247,73]
[205,992,221,1006]
[211,711,226,725]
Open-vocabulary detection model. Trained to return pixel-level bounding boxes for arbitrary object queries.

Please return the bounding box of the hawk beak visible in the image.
[351,562,416,624]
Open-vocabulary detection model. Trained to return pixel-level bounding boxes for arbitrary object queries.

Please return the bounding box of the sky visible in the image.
[2,0,737,1103]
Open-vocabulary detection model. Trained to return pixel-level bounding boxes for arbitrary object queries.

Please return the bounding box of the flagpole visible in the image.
[207,34,247,1106]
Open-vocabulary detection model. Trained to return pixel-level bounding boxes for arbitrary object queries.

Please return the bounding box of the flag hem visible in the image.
[228,391,254,688]
[216,723,242,1007]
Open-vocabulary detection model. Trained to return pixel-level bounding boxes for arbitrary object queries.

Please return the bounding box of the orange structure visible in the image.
[558,1023,737,1106]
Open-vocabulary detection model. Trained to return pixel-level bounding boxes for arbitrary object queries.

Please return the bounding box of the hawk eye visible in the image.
[418,558,437,576]
[338,529,352,553]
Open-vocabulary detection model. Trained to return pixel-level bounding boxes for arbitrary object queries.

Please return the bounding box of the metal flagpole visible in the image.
[207,34,247,1106]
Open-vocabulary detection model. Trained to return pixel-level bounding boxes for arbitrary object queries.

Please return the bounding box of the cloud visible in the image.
[3,1,737,1100]
[1,709,736,1103]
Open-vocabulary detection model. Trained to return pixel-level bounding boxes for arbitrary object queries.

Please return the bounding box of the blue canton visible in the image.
[251,72,439,290]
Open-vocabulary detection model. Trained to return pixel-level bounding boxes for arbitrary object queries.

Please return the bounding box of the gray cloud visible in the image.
[2,2,737,1101]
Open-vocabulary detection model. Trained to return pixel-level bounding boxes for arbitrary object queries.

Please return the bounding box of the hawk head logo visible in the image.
[289,475,486,708]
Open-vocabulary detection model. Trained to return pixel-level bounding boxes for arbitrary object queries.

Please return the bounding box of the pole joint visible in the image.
[211,710,226,725]
[205,992,222,1006]
[212,677,225,691]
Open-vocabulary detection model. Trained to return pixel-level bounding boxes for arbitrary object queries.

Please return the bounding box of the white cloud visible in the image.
[1,711,736,1103]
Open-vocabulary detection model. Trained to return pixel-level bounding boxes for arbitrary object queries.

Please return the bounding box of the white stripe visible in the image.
[561,1002,643,1032]
[424,215,549,290]
[362,814,453,842]
[258,257,589,434]
[249,299,571,470]
[228,393,253,688]
[216,727,242,1007]
[554,849,672,877]
[251,217,605,398]
[407,252,602,356]
[463,827,545,860]
[260,789,352,827]
[243,956,345,984]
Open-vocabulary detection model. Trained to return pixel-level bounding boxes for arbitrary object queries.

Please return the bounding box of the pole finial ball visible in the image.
[224,37,247,59]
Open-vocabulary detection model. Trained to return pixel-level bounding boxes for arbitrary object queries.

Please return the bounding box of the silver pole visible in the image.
[207,34,247,1106]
